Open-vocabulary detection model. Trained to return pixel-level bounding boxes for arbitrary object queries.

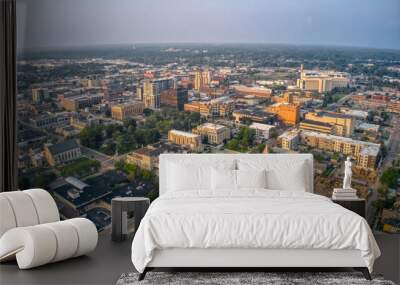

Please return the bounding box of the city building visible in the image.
[52,175,113,219]
[61,94,103,111]
[356,123,380,133]
[351,93,391,110]
[160,87,188,110]
[32,87,49,103]
[273,90,314,106]
[194,69,211,91]
[70,113,100,130]
[233,94,265,106]
[29,112,72,129]
[304,111,355,137]
[44,139,82,166]
[168,129,203,152]
[233,85,272,98]
[266,103,300,125]
[301,131,380,170]
[249,122,276,140]
[232,109,276,124]
[297,66,350,92]
[111,101,145,121]
[388,101,400,114]
[125,142,188,171]
[340,108,369,120]
[199,86,227,99]
[184,97,235,117]
[143,77,174,108]
[192,123,231,145]
[299,119,333,135]
[278,129,300,151]
[55,126,81,138]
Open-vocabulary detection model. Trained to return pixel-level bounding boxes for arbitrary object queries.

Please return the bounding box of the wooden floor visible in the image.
[1,231,398,285]
[0,229,134,285]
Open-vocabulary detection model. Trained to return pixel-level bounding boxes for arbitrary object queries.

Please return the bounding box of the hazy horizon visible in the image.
[17,0,400,50]
[17,42,400,53]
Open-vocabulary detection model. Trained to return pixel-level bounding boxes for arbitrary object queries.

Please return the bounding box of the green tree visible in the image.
[380,167,400,188]
[18,176,31,189]
[123,118,137,130]
[255,143,266,153]
[79,126,103,149]
[61,158,100,178]
[141,169,155,181]
[33,171,56,189]
[143,108,153,116]
[147,189,159,202]
[226,138,240,151]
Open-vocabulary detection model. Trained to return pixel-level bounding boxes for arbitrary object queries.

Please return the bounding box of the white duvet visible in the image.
[131,190,380,273]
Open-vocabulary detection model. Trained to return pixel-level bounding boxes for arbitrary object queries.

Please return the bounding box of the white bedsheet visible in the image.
[131,190,380,273]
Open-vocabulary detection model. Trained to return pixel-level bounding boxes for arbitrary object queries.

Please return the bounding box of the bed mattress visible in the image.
[131,190,380,273]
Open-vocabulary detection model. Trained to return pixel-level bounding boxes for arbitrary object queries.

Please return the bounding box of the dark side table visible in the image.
[111,197,150,242]
[332,198,366,218]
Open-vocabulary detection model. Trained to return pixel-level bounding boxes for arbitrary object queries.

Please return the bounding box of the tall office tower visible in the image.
[283,92,294,104]
[136,85,143,100]
[143,78,174,108]
[32,88,49,103]
[194,69,211,91]
[160,87,188,111]
[266,103,300,125]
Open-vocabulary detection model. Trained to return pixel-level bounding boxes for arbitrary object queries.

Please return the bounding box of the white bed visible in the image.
[131,154,380,280]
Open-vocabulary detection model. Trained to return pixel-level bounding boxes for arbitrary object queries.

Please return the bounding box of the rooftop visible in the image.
[233,85,272,93]
[65,176,89,190]
[169,129,200,138]
[317,111,352,119]
[52,171,125,208]
[342,109,369,119]
[301,131,381,154]
[301,70,349,78]
[233,108,274,117]
[64,93,103,101]
[279,130,300,140]
[46,139,80,155]
[300,119,333,127]
[360,145,381,157]
[357,123,380,132]
[197,123,227,131]
[129,142,190,158]
[112,100,144,108]
[249,122,275,130]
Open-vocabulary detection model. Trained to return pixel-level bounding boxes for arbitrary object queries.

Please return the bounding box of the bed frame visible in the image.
[138,154,372,281]
[139,248,371,280]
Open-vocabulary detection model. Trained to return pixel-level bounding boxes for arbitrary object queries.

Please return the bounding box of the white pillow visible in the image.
[265,161,306,191]
[167,160,236,192]
[211,168,236,191]
[238,159,307,192]
[236,169,267,189]
[167,162,209,192]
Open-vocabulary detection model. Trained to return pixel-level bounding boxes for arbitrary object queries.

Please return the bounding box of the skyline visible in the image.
[16,0,400,50]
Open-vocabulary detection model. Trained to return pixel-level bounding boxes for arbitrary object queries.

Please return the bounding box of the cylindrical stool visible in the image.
[111,197,150,242]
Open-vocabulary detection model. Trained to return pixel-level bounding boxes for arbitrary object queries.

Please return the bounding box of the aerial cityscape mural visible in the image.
[16,0,400,233]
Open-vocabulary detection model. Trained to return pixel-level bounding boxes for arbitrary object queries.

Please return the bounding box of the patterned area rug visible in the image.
[117,272,395,285]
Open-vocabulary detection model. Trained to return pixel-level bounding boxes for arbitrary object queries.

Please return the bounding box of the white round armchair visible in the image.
[0,189,98,269]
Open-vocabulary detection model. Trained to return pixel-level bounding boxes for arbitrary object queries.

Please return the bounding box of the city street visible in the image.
[367,115,400,223]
